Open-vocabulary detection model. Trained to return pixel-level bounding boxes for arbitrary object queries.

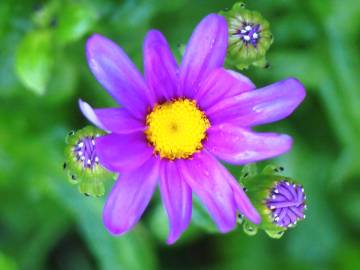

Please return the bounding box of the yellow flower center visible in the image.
[145,99,210,160]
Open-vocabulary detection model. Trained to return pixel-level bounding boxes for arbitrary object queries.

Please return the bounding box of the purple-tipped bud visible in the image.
[64,126,113,197]
[73,136,99,169]
[220,2,273,69]
[266,180,306,228]
[239,164,307,238]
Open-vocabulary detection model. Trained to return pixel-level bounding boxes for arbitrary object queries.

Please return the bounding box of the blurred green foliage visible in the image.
[1,0,360,269]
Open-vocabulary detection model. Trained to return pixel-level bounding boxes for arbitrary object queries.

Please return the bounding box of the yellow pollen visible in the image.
[145,99,210,160]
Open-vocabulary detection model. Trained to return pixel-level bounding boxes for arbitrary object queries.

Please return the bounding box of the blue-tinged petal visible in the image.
[205,124,292,164]
[180,14,228,98]
[195,68,255,110]
[222,168,261,224]
[160,160,192,244]
[103,157,160,235]
[206,78,306,127]
[180,151,237,232]
[79,99,146,134]
[144,30,179,102]
[96,132,153,172]
[86,34,153,119]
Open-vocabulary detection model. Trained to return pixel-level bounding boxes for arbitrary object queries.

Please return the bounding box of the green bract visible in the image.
[220,2,273,69]
[64,126,113,197]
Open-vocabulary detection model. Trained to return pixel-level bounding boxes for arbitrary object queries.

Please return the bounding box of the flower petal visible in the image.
[86,34,153,119]
[103,157,160,235]
[96,132,153,172]
[160,160,192,244]
[144,30,179,102]
[225,173,261,224]
[180,151,237,232]
[205,124,292,164]
[180,14,228,98]
[79,99,145,134]
[78,99,106,130]
[196,68,255,110]
[206,78,306,127]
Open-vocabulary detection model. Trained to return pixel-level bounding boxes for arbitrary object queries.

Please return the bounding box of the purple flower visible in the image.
[79,14,305,244]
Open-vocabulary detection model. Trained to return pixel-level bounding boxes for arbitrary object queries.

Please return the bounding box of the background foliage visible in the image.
[1,0,360,269]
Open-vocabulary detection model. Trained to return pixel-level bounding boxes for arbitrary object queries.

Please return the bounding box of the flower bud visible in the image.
[64,126,113,197]
[220,2,273,69]
[239,165,307,238]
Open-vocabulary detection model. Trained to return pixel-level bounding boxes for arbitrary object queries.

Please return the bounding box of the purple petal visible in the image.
[195,68,255,110]
[205,124,292,164]
[206,78,306,127]
[223,168,261,224]
[180,14,228,98]
[180,151,237,232]
[144,30,179,102]
[86,34,153,119]
[79,99,146,134]
[96,132,153,172]
[103,157,160,235]
[79,99,106,130]
[160,160,192,244]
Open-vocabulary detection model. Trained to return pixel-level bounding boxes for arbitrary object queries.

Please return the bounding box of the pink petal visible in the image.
[217,162,261,224]
[195,68,255,110]
[205,124,292,164]
[144,30,179,102]
[180,14,228,98]
[79,99,146,134]
[206,78,306,127]
[160,160,192,244]
[180,151,237,232]
[96,132,153,172]
[86,34,153,119]
[103,158,160,235]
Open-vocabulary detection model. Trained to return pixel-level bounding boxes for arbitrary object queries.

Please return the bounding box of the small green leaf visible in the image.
[15,30,54,95]
[50,181,157,270]
[148,204,169,243]
[56,2,97,45]
[45,54,78,105]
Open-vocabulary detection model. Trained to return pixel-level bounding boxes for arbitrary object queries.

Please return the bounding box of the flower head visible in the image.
[79,14,305,244]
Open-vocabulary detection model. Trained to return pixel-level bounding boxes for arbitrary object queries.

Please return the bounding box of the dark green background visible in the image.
[1,0,360,269]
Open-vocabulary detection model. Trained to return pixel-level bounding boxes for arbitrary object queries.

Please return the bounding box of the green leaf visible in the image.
[56,2,97,45]
[148,203,169,243]
[191,197,217,233]
[50,182,158,270]
[44,53,78,105]
[15,30,54,95]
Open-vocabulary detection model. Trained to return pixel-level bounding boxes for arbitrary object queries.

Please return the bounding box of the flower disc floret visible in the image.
[145,99,210,159]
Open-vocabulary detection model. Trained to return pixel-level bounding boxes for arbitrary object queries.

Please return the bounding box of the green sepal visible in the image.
[242,220,258,236]
[239,163,258,180]
[220,2,273,70]
[64,126,114,197]
[79,179,105,197]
